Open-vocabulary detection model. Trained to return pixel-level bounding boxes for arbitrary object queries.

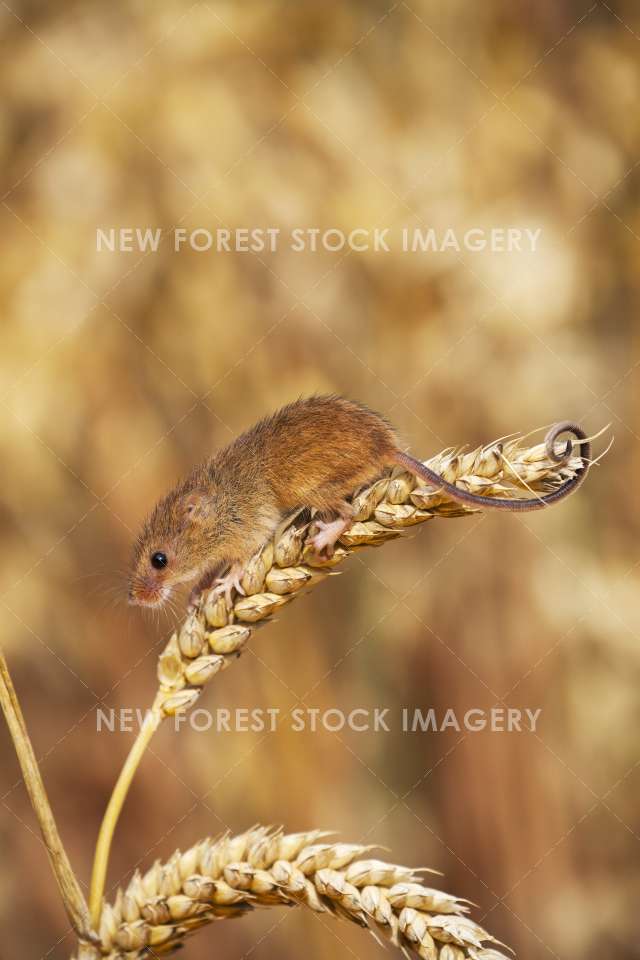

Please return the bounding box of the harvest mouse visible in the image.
[128,395,590,608]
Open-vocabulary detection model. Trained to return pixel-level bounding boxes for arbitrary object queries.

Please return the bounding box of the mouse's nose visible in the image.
[128,576,166,607]
[127,580,139,604]
[127,587,140,606]
[128,578,148,606]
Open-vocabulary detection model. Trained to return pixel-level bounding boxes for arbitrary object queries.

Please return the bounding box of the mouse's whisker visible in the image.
[88,582,128,611]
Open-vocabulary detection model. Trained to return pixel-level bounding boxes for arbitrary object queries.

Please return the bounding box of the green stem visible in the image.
[88,696,163,927]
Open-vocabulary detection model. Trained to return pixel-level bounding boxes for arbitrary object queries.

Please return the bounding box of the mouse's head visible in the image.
[128,487,218,607]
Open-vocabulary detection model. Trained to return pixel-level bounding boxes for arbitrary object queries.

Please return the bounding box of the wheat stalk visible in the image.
[89,429,587,925]
[82,826,511,960]
[0,649,95,944]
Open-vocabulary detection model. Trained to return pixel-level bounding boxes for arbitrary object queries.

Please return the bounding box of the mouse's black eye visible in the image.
[150,551,168,570]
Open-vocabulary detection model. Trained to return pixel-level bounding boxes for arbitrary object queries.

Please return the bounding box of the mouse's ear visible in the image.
[181,491,212,522]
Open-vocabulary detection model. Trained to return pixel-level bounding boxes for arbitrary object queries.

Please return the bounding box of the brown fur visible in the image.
[129,396,397,606]
[129,396,589,607]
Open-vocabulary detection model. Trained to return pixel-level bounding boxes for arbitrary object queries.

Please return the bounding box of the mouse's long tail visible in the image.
[393,421,591,512]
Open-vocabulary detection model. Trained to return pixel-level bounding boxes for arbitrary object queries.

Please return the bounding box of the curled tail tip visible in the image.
[544,421,590,463]
[395,419,594,513]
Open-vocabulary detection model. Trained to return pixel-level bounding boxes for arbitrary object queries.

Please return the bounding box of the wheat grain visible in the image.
[81,826,512,959]
[156,434,585,718]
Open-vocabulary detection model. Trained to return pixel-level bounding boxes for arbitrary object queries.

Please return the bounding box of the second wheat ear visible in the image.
[89,426,592,927]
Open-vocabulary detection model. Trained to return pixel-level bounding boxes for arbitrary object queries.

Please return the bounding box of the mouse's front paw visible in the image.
[209,563,246,606]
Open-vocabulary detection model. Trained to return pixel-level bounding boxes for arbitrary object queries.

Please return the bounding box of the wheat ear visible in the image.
[156,432,586,716]
[83,826,512,960]
[89,430,587,924]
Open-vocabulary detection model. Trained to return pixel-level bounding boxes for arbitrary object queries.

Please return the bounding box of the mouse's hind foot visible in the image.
[311,504,353,557]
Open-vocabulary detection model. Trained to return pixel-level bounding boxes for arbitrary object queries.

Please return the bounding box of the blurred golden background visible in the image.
[0,1,638,958]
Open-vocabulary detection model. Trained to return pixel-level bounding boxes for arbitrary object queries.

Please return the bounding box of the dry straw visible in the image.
[0,425,593,960]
